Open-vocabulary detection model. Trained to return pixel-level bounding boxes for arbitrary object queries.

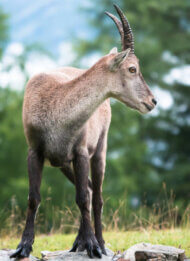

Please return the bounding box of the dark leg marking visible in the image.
[70,150,102,258]
[60,162,92,190]
[10,149,44,258]
[91,156,106,255]
[91,134,107,255]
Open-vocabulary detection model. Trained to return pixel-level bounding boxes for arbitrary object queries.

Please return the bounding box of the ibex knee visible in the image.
[28,192,41,209]
[76,190,90,209]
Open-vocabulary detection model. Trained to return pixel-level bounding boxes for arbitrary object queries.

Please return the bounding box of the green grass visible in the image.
[1,229,190,258]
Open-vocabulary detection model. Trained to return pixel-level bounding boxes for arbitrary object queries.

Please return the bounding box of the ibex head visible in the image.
[105,5,157,114]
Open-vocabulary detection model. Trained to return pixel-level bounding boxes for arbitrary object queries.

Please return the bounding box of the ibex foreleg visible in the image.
[91,134,107,255]
[10,149,44,258]
[70,149,102,258]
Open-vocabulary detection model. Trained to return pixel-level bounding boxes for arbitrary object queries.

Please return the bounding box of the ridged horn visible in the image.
[113,4,134,52]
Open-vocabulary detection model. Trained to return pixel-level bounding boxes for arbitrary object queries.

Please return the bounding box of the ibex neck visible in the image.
[60,62,109,131]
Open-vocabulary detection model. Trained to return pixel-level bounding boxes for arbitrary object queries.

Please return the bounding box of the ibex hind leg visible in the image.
[60,162,93,189]
[10,149,44,258]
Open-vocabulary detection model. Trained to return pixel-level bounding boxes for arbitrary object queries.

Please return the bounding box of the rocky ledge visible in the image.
[0,243,189,261]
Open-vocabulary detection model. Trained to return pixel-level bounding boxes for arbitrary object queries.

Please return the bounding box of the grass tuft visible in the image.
[0,229,190,258]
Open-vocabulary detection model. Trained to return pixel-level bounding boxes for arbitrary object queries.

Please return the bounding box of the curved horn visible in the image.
[113,4,134,53]
[105,11,124,48]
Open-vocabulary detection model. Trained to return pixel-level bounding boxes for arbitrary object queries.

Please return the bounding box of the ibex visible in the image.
[11,5,157,259]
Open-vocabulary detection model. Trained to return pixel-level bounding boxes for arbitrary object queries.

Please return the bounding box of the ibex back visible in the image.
[11,5,156,259]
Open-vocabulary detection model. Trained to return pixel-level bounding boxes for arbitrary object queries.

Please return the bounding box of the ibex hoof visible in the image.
[10,243,32,258]
[70,233,102,258]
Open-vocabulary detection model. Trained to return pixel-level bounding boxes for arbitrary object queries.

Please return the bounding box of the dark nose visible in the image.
[152,98,157,105]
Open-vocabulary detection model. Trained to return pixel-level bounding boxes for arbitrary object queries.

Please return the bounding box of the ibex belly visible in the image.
[44,124,101,167]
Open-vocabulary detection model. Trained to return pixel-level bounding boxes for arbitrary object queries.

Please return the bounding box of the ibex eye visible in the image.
[129,67,136,73]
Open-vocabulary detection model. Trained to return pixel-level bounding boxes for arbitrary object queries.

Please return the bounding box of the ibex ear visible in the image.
[109,47,118,54]
[109,48,131,72]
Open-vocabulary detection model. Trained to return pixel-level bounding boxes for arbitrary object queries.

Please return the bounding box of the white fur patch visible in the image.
[109,47,118,54]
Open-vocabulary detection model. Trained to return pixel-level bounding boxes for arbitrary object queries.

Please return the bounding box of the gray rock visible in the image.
[0,248,117,261]
[0,250,38,261]
[41,248,116,260]
[123,243,186,261]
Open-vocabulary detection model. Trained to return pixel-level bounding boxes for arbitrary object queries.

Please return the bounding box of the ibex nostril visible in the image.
[152,98,157,105]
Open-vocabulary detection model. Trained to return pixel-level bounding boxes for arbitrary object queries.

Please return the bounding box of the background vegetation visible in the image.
[0,0,190,236]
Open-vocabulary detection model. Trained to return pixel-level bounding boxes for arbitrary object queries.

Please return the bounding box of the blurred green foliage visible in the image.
[0,6,8,58]
[0,0,190,232]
